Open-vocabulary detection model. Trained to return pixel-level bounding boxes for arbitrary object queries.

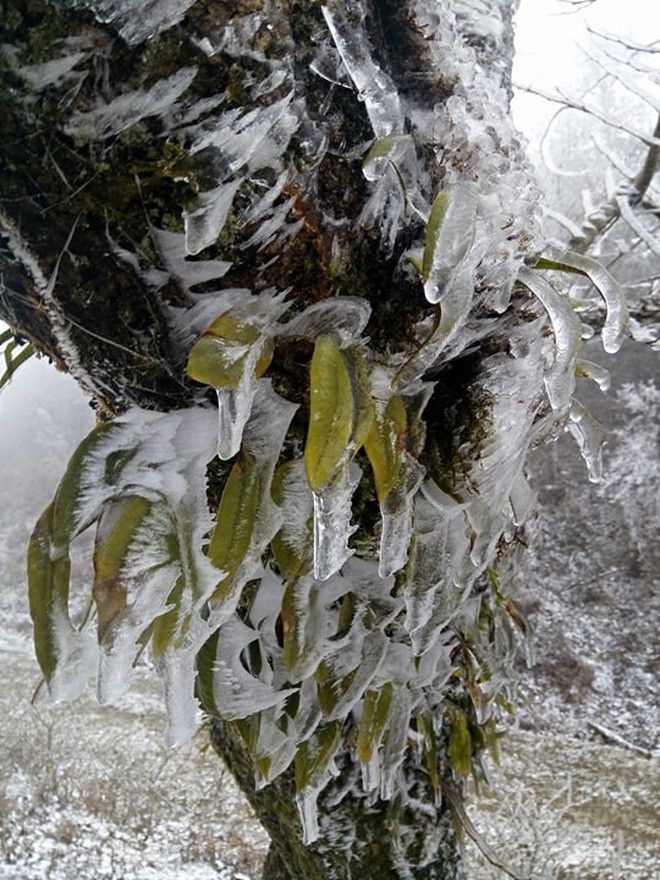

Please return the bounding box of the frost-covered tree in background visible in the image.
[0,1,631,878]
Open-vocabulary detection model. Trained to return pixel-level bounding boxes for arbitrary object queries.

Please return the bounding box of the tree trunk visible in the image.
[2,2,545,878]
[209,718,463,880]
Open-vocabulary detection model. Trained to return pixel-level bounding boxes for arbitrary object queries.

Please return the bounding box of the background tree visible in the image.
[0,1,629,878]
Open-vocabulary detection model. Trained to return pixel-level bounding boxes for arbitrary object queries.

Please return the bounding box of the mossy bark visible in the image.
[209,718,464,880]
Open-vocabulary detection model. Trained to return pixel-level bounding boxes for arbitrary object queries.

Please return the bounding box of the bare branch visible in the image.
[514,84,660,148]
[586,25,660,54]
[568,114,660,252]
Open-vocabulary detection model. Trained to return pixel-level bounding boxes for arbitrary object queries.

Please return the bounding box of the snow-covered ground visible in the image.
[1,341,658,879]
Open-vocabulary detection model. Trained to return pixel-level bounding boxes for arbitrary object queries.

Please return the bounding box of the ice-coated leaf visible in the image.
[280,578,343,682]
[362,134,413,180]
[422,184,478,296]
[27,422,127,698]
[187,312,274,389]
[404,489,471,644]
[279,297,371,343]
[364,395,407,503]
[364,395,425,575]
[316,629,387,721]
[184,178,243,256]
[304,338,373,579]
[304,337,373,491]
[188,300,288,460]
[208,382,296,604]
[416,711,441,799]
[311,463,361,581]
[294,720,342,845]
[27,504,94,700]
[357,683,394,764]
[575,359,611,392]
[448,707,472,778]
[50,422,121,547]
[207,457,260,603]
[295,720,342,792]
[271,459,314,581]
[379,686,413,801]
[210,617,297,720]
[518,266,581,411]
[534,249,628,354]
[92,494,153,643]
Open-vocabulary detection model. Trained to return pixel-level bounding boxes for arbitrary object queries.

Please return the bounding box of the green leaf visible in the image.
[50,423,120,548]
[294,721,342,792]
[315,660,358,716]
[186,312,273,389]
[92,494,153,643]
[195,630,221,717]
[304,338,374,491]
[152,575,186,656]
[357,683,394,764]
[28,504,75,684]
[363,395,407,502]
[27,423,121,688]
[304,337,354,490]
[207,455,260,601]
[422,191,451,283]
[448,707,473,778]
[417,711,441,797]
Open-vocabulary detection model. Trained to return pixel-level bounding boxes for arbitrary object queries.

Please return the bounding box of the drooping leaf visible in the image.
[417,710,441,798]
[448,707,472,778]
[207,455,260,601]
[186,312,273,389]
[304,337,356,491]
[151,575,186,657]
[357,683,394,764]
[92,494,153,642]
[533,249,628,353]
[518,266,582,411]
[270,459,314,581]
[363,395,407,503]
[294,720,342,792]
[422,184,477,296]
[28,503,76,687]
[423,191,451,284]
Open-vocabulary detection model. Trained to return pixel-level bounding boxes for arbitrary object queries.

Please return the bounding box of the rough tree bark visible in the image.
[1,2,566,879]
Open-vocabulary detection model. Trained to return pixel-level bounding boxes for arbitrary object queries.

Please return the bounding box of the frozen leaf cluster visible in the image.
[21,0,631,854]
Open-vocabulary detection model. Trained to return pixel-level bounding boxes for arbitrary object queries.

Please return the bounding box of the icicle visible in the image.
[156,642,203,747]
[568,399,605,483]
[312,463,361,581]
[216,384,256,460]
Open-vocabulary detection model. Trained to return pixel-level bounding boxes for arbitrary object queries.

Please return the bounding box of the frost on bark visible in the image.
[0,1,627,879]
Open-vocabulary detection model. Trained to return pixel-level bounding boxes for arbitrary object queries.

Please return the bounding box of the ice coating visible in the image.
[62,0,199,47]
[518,267,582,412]
[64,67,198,140]
[184,179,244,257]
[20,0,633,861]
[312,463,361,581]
